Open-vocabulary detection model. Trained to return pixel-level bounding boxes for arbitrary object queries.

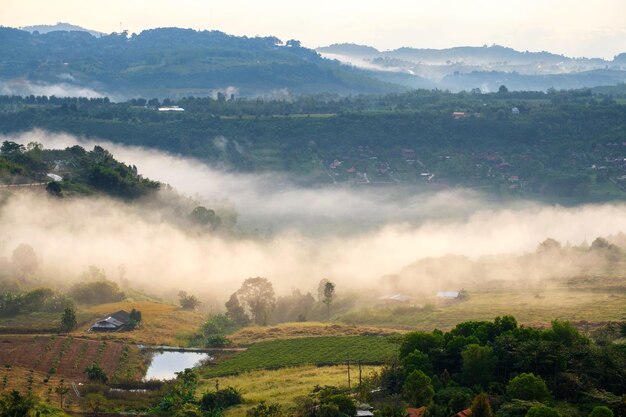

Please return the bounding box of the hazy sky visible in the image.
[1,0,625,58]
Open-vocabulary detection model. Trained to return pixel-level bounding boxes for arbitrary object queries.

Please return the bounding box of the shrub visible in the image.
[247,401,283,417]
[200,387,243,411]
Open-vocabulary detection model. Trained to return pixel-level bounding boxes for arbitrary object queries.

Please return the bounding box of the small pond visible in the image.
[144,351,212,380]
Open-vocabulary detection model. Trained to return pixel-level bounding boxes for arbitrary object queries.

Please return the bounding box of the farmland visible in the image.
[0,335,144,381]
[202,336,398,377]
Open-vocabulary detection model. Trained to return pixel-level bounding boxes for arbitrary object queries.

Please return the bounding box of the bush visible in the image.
[85,364,108,383]
[506,373,551,403]
[200,387,243,411]
[247,401,283,417]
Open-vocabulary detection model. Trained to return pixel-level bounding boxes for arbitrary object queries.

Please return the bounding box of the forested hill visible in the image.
[2,89,626,203]
[0,140,159,199]
[0,27,402,99]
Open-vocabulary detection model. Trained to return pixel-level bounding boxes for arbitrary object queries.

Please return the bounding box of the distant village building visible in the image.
[379,294,413,304]
[158,106,185,112]
[511,107,520,115]
[452,111,466,119]
[90,310,130,332]
[436,291,467,302]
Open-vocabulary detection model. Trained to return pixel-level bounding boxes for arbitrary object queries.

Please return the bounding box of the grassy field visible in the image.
[338,289,626,329]
[228,322,403,345]
[202,336,397,377]
[199,365,381,417]
[79,301,206,346]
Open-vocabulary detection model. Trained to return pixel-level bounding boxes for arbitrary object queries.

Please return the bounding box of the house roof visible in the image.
[109,310,130,324]
[407,406,426,417]
[92,310,130,329]
[452,409,472,417]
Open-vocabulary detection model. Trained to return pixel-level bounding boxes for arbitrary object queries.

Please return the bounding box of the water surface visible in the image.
[144,351,211,380]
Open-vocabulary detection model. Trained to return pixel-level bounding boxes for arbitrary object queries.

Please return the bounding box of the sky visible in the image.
[1,0,625,59]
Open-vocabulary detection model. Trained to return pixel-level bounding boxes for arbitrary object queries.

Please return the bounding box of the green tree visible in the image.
[506,373,551,402]
[60,306,77,332]
[0,390,34,417]
[84,364,108,383]
[498,85,509,94]
[55,379,70,409]
[225,293,250,326]
[470,393,493,417]
[461,344,496,387]
[402,370,434,407]
[403,349,433,375]
[525,405,561,417]
[588,406,614,417]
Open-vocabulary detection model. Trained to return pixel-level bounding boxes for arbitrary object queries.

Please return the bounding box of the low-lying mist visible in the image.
[2,130,626,305]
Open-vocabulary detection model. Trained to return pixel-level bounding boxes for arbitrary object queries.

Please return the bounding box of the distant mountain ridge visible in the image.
[318,43,626,92]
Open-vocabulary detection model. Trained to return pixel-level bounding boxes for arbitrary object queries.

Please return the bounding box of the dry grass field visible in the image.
[78,301,206,346]
[228,321,404,345]
[339,289,626,330]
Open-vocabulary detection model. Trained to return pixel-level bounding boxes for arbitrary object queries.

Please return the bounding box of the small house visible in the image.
[91,310,130,332]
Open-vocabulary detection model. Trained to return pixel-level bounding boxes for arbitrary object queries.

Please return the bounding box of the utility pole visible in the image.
[347,356,351,390]
[358,360,362,386]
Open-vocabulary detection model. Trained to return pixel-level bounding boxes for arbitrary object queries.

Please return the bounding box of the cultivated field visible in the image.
[202,336,398,377]
[0,335,144,381]
[199,365,381,417]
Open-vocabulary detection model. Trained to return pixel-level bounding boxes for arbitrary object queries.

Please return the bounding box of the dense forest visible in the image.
[1,88,626,202]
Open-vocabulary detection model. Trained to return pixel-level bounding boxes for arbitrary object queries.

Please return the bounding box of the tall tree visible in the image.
[470,393,493,417]
[321,281,335,321]
[60,307,77,332]
[402,370,434,407]
[236,277,276,325]
[225,293,250,326]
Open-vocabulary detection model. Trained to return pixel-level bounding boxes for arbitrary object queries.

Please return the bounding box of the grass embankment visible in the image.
[202,336,397,377]
[199,365,381,417]
[339,289,626,329]
[228,322,404,345]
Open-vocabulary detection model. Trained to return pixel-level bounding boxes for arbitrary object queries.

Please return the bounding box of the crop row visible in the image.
[203,336,397,377]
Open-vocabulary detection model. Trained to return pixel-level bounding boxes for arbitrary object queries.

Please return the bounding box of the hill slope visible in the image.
[0,27,403,99]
